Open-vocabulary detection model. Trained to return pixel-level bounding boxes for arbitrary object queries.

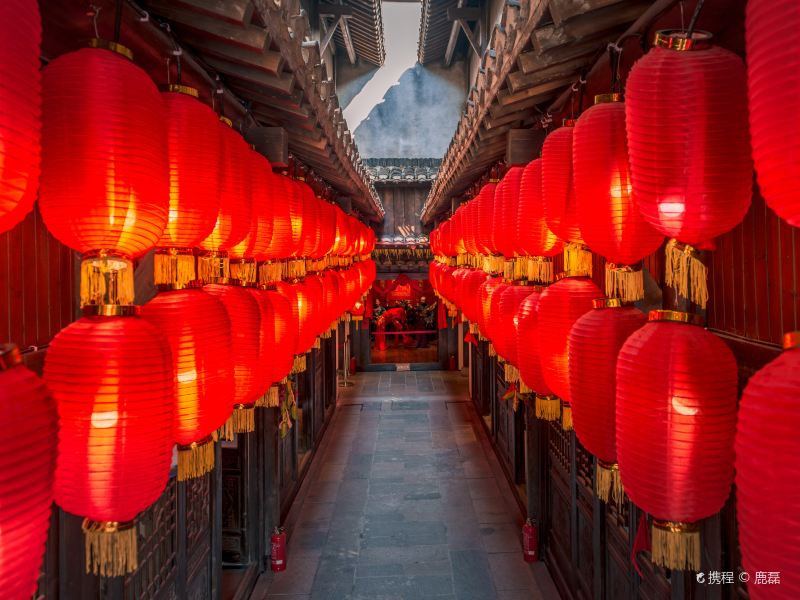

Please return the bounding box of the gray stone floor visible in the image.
[254,371,559,599]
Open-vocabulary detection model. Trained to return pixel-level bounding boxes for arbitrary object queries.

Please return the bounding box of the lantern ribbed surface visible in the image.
[0,345,57,599]
[518,159,563,257]
[477,182,498,255]
[516,289,552,395]
[264,173,293,259]
[616,318,737,523]
[40,47,168,257]
[297,181,321,258]
[203,284,263,406]
[275,280,315,354]
[463,269,489,323]
[45,315,174,522]
[304,274,325,338]
[140,289,234,445]
[263,290,296,383]
[485,281,510,345]
[573,101,663,264]
[494,168,523,258]
[284,178,305,257]
[625,36,752,244]
[244,288,278,394]
[315,201,337,259]
[542,126,584,244]
[463,200,478,256]
[747,1,800,227]
[0,0,41,234]
[199,121,251,252]
[496,285,534,366]
[537,276,601,401]
[478,277,504,337]
[568,304,646,464]
[229,150,275,261]
[735,340,800,599]
[157,90,220,248]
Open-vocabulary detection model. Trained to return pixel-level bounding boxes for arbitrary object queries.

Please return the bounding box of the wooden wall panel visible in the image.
[375,185,429,241]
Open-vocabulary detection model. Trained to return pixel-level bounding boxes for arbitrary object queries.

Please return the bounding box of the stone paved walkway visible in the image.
[254,371,559,599]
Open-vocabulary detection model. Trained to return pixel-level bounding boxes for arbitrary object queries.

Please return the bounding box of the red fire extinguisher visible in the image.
[271,527,287,572]
[522,518,538,563]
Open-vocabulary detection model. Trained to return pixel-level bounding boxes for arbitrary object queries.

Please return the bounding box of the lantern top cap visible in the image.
[648,309,704,326]
[555,271,589,281]
[593,298,624,309]
[164,84,199,98]
[88,38,134,60]
[783,331,800,350]
[0,344,22,371]
[204,277,241,286]
[654,30,713,52]
[219,116,233,127]
[156,280,203,293]
[562,118,576,127]
[82,304,140,317]
[594,93,622,105]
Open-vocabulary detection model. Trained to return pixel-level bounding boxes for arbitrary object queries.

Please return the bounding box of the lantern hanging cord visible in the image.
[607,43,622,94]
[114,0,123,43]
[89,5,102,39]
[159,21,183,83]
[686,0,705,38]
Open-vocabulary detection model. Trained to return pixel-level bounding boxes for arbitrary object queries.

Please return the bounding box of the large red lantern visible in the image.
[40,45,168,306]
[204,281,262,435]
[296,179,321,259]
[517,159,562,284]
[476,182,499,266]
[735,332,800,599]
[275,280,314,373]
[155,87,221,285]
[616,310,738,571]
[626,31,751,306]
[496,285,534,381]
[516,288,553,403]
[0,0,41,234]
[568,299,646,502]
[256,288,296,407]
[44,309,174,576]
[573,96,663,301]
[140,286,234,480]
[747,1,800,228]
[494,167,523,261]
[537,275,601,429]
[542,123,584,245]
[478,276,504,344]
[0,344,57,598]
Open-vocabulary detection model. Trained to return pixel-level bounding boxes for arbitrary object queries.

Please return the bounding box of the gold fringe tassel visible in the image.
[313,338,321,350]
[605,264,644,303]
[504,363,519,383]
[177,439,215,481]
[154,250,195,286]
[503,260,515,281]
[258,261,283,284]
[80,255,134,307]
[651,521,701,572]
[82,520,137,577]
[536,395,561,421]
[665,239,709,308]
[197,253,229,282]
[232,405,255,433]
[561,403,573,431]
[595,462,624,504]
[292,354,307,374]
[528,257,554,284]
[230,259,257,284]
[255,385,280,408]
[564,243,592,277]
[468,322,479,335]
[519,379,532,394]
[217,415,235,441]
[488,343,497,357]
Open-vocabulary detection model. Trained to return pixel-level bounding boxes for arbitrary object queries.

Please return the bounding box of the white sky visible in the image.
[342,1,422,129]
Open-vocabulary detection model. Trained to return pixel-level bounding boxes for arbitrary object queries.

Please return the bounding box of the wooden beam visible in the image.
[447,7,482,21]
[444,0,467,67]
[319,16,341,54]
[318,4,354,17]
[458,19,482,59]
[339,15,358,65]
[505,128,543,166]
[202,56,295,94]
[246,126,289,167]
[180,32,283,75]
[546,0,626,26]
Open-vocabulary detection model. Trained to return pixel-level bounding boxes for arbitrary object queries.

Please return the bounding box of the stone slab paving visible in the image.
[256,371,560,600]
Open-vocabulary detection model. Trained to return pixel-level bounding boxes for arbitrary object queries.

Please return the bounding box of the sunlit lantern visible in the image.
[0,344,57,597]
[517,159,562,284]
[0,0,41,234]
[516,287,552,403]
[616,310,738,571]
[496,284,534,382]
[44,307,174,576]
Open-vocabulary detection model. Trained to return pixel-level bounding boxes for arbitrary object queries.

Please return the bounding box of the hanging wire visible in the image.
[113,0,123,43]
[686,0,706,38]
[680,1,685,31]
[607,42,623,94]
[89,5,102,39]
[159,21,183,84]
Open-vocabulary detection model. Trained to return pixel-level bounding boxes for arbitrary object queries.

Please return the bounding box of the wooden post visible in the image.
[506,128,544,166]
[245,126,289,168]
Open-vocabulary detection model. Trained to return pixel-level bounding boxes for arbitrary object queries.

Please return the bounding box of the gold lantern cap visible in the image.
[594,93,622,105]
[654,30,712,52]
[88,38,134,60]
[204,277,241,286]
[156,279,203,293]
[0,344,22,371]
[592,298,623,309]
[648,309,703,326]
[164,84,199,98]
[555,271,589,281]
[82,304,140,317]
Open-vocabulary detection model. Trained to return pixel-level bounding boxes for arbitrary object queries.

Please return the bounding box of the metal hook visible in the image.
[89,4,102,39]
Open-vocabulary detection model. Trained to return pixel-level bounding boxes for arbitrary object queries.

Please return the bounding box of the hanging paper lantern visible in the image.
[496,285,534,382]
[568,299,646,502]
[542,123,584,245]
[616,310,738,571]
[462,268,489,326]
[537,275,601,428]
[275,280,314,373]
[476,182,499,264]
[0,344,57,598]
[264,174,296,260]
[0,0,41,234]
[297,179,321,259]
[516,288,554,403]
[255,288,296,408]
[485,280,510,346]
[478,276,504,343]
[735,332,800,599]
[626,31,751,306]
[40,45,169,306]
[494,167,524,260]
[154,87,221,285]
[204,281,262,435]
[746,1,800,228]
[573,96,663,301]
[517,159,562,283]
[44,309,173,576]
[140,286,234,480]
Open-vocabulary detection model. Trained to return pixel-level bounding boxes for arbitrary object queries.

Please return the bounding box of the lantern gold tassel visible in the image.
[651,520,701,572]
[80,254,134,307]
[504,363,519,383]
[232,405,255,433]
[230,259,257,285]
[564,243,592,277]
[154,249,195,286]
[217,416,235,441]
[469,322,479,335]
[255,385,280,408]
[535,395,561,421]
[596,461,624,504]
[488,343,497,357]
[258,261,282,284]
[519,379,532,394]
[605,264,644,303]
[197,252,229,282]
[561,402,573,431]
[292,354,307,374]
[528,257,554,284]
[177,438,215,481]
[665,239,708,308]
[82,519,137,577]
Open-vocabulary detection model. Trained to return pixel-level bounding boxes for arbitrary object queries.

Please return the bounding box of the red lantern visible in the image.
[0,0,41,234]
[735,332,800,599]
[476,182,499,258]
[516,288,554,401]
[537,275,601,428]
[462,268,489,324]
[568,299,646,502]
[494,167,523,259]
[542,124,584,245]
[203,282,262,434]
[746,1,800,228]
[517,159,562,284]
[478,276,504,341]
[616,310,738,571]
[626,31,751,306]
[496,285,534,380]
[44,309,174,576]
[284,178,305,258]
[573,97,663,300]
[266,288,297,383]
[140,286,234,480]
[275,280,314,373]
[0,344,57,598]
[297,179,321,258]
